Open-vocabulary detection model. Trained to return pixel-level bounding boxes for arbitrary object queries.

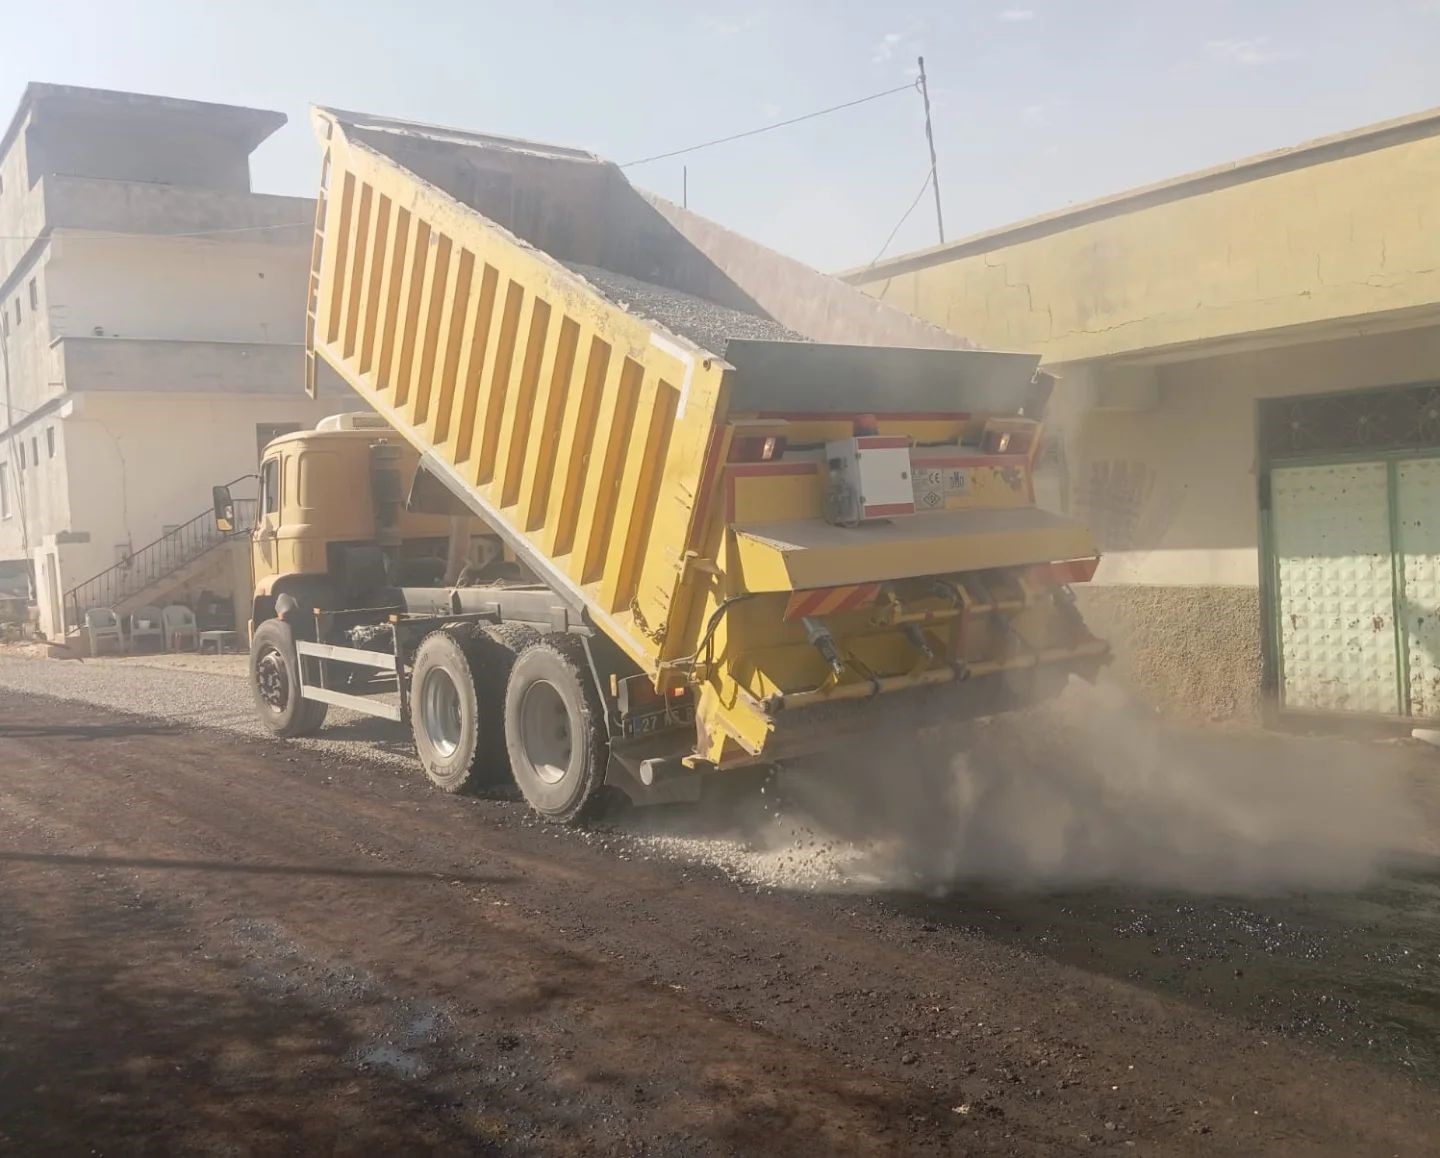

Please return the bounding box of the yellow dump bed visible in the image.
[306,108,1105,768]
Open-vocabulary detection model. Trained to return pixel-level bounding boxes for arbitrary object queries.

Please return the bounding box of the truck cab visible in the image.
[219,413,501,635]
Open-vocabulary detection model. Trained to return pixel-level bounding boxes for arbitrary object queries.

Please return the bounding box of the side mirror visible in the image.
[212,485,236,533]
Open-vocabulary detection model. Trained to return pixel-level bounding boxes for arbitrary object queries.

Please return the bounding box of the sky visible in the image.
[4,0,1440,271]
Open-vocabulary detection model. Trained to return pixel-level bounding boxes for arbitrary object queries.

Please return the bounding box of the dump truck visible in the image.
[216,107,1108,822]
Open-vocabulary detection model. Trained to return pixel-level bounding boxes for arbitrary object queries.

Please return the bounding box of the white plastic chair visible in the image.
[128,605,164,652]
[85,607,124,655]
[161,604,198,652]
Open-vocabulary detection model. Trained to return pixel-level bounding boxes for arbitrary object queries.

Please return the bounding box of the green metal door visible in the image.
[1396,458,1440,718]
[1271,453,1440,719]
[1271,462,1398,715]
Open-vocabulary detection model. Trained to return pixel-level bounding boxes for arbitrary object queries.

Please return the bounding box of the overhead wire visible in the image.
[866,167,935,268]
[621,81,919,168]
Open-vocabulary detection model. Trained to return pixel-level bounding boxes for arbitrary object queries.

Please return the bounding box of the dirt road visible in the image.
[2,690,1438,1155]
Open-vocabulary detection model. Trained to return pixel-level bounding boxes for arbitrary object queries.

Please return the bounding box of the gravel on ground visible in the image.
[0,654,417,768]
[4,689,1440,1155]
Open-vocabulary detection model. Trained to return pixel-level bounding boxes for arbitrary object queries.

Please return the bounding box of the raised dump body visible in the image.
[304,108,1106,782]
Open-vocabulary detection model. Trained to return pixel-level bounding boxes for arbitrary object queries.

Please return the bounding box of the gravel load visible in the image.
[564,262,806,354]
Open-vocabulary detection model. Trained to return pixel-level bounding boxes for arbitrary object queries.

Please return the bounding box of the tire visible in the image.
[472,623,539,787]
[250,618,328,738]
[410,624,540,792]
[410,630,485,793]
[503,636,609,824]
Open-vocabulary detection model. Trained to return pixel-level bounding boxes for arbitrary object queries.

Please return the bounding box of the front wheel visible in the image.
[503,637,609,823]
[250,618,328,738]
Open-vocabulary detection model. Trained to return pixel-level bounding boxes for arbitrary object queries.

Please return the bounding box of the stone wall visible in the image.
[1075,584,1264,722]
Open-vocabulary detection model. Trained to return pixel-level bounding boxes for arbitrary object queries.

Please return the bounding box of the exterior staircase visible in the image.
[63,495,257,634]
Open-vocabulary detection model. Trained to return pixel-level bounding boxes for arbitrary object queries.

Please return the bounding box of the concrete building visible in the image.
[848,108,1440,726]
[0,84,338,639]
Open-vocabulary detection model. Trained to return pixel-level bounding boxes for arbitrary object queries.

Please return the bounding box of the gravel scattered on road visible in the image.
[0,654,865,891]
[627,829,873,892]
[0,653,1427,903]
[0,655,418,771]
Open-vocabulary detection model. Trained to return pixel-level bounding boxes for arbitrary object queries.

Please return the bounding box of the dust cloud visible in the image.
[633,679,1422,896]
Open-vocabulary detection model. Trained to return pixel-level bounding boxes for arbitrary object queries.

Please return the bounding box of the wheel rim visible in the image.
[256,647,288,711]
[520,680,572,785]
[420,667,463,759]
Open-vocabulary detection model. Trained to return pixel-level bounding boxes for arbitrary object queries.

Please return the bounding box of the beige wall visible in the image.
[0,245,65,563]
[27,114,253,193]
[47,234,309,345]
[0,230,317,567]
[850,123,1440,364]
[845,116,1440,720]
[0,412,67,567]
[1,248,59,417]
[0,191,320,570]
[1067,323,1440,591]
[0,109,42,278]
[57,391,336,586]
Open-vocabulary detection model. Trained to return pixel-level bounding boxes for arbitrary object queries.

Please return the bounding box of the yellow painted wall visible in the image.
[851,131,1440,363]
[1070,323,1440,588]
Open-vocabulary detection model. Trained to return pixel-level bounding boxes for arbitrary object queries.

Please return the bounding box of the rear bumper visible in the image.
[762,638,1109,713]
[723,642,1109,769]
[603,641,1109,795]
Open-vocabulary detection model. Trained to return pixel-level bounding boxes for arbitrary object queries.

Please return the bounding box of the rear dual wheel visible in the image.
[410,627,610,824]
[502,637,610,825]
[410,625,534,793]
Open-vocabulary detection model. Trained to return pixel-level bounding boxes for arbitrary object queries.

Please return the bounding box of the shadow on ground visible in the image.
[877,861,1440,1083]
[0,849,517,886]
[0,722,180,741]
[0,885,504,1154]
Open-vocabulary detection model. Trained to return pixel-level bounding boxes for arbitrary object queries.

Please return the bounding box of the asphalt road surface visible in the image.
[2,688,1439,1155]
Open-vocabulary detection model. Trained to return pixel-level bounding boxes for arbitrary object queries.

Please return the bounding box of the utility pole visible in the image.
[682,165,688,209]
[917,56,945,244]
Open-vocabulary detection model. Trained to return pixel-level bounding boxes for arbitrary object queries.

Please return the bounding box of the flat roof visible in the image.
[0,82,285,163]
[846,104,1440,283]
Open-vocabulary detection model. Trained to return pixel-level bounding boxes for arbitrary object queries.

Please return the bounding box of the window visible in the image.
[27,279,37,311]
[260,457,280,516]
[11,299,18,326]
[30,436,38,466]
[0,465,8,519]
[46,427,54,458]
[16,442,23,469]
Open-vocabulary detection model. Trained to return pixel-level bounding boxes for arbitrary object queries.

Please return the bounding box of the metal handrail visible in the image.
[63,476,258,632]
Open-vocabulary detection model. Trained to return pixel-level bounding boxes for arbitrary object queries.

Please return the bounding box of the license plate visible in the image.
[624,707,693,737]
